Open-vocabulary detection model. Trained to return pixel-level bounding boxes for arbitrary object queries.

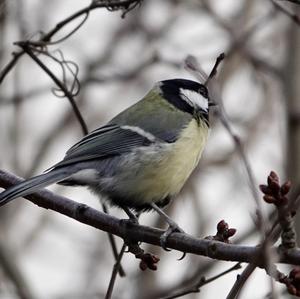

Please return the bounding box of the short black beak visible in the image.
[208,101,217,107]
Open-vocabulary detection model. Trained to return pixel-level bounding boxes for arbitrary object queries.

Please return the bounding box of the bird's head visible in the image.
[159,78,215,125]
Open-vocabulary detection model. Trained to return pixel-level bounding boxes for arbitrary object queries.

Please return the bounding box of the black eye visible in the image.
[198,85,208,98]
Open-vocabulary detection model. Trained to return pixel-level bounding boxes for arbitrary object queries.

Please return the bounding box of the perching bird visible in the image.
[0,78,213,245]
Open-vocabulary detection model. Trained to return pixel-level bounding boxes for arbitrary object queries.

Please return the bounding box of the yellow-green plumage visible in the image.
[117,118,209,207]
[99,84,211,209]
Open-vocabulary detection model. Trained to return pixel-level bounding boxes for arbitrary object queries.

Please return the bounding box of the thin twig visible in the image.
[102,203,126,277]
[279,0,300,5]
[205,53,225,86]
[105,243,127,299]
[0,51,23,83]
[226,264,256,299]
[271,0,300,26]
[17,43,88,135]
[162,263,242,299]
[0,241,37,299]
[0,0,141,84]
[215,110,264,226]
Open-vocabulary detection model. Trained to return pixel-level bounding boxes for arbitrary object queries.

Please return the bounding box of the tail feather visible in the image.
[0,169,72,207]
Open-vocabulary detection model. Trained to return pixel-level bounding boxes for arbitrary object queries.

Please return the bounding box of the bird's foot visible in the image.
[160,220,185,251]
[128,215,139,225]
[121,206,140,224]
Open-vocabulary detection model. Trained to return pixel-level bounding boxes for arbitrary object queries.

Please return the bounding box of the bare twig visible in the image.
[102,204,126,277]
[205,53,226,86]
[0,0,142,84]
[0,51,23,84]
[271,0,300,26]
[279,0,300,5]
[226,264,256,299]
[105,243,127,299]
[17,43,88,135]
[215,109,264,227]
[162,263,241,299]
[0,241,37,299]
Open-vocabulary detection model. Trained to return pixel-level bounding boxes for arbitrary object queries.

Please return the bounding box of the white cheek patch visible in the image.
[180,88,208,112]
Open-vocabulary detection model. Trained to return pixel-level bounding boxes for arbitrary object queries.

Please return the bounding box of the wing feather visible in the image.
[53,88,192,169]
[52,125,155,168]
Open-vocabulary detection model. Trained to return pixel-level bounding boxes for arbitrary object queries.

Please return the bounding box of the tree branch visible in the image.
[0,0,142,84]
[1,169,300,266]
[17,43,88,135]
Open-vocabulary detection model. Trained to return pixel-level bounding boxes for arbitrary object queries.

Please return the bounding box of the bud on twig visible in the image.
[206,220,236,243]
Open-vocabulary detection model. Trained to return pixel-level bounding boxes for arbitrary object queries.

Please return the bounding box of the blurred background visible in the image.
[0,0,299,298]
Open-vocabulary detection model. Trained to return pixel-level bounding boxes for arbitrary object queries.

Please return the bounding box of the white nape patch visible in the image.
[121,125,156,141]
[70,169,98,183]
[180,88,208,112]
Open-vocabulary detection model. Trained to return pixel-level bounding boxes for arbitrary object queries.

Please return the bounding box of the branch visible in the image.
[0,0,142,84]
[271,0,300,26]
[1,169,300,266]
[0,241,37,299]
[105,243,127,299]
[17,43,88,135]
[226,264,256,299]
[162,263,241,299]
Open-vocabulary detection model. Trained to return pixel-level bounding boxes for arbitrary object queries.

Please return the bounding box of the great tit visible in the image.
[0,78,212,245]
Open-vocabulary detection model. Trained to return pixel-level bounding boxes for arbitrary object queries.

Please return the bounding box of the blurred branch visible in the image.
[202,0,281,77]
[17,43,88,135]
[226,264,256,299]
[162,263,241,299]
[1,170,300,266]
[143,259,215,299]
[0,0,142,84]
[215,108,264,227]
[0,241,37,299]
[105,243,126,299]
[280,0,300,4]
[271,0,300,25]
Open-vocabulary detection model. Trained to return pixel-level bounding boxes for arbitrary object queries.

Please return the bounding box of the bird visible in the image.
[0,78,213,246]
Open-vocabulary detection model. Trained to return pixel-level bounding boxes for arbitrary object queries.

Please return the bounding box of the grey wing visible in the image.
[108,89,193,143]
[52,124,156,168]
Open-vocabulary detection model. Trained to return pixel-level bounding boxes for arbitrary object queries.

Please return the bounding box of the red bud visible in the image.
[227,228,236,237]
[263,195,276,204]
[287,285,297,295]
[281,181,292,195]
[140,261,147,271]
[259,184,273,195]
[268,179,280,193]
[269,171,279,183]
[217,220,228,232]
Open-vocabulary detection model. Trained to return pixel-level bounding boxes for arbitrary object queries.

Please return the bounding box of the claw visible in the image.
[177,252,186,261]
[121,206,139,224]
[149,203,185,251]
[120,217,139,230]
[160,222,185,251]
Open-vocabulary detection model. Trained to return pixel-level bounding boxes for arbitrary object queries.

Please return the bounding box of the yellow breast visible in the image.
[163,118,209,195]
[134,119,209,203]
